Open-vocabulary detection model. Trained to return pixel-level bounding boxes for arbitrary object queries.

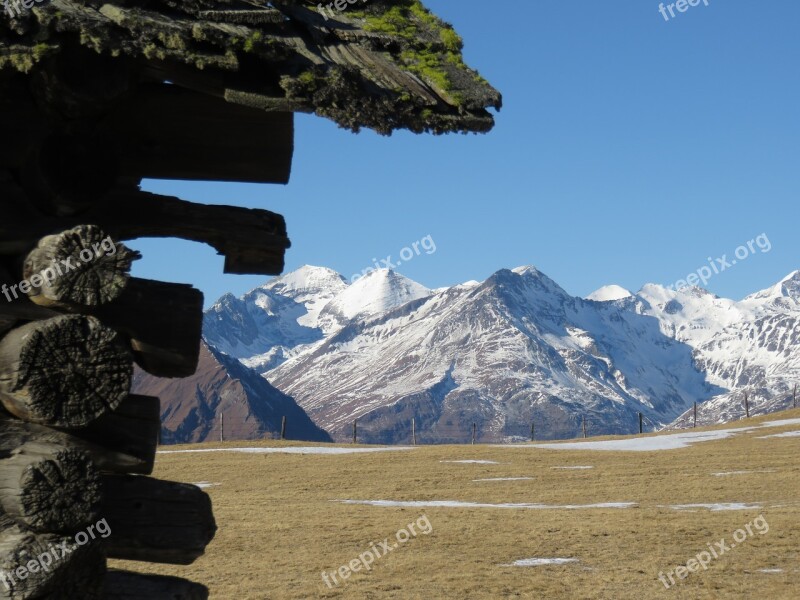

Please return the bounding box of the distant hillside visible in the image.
[133,340,330,444]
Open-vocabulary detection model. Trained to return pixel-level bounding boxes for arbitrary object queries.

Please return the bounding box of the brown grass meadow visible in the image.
[111,410,800,599]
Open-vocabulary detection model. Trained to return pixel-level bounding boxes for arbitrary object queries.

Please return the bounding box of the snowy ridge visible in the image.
[586,285,633,302]
[204,265,799,443]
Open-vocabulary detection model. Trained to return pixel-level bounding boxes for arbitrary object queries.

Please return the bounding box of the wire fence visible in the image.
[177,411,667,446]
[163,388,800,445]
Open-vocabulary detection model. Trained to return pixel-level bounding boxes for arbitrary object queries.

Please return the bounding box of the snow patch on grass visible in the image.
[759,418,800,429]
[159,446,415,455]
[473,477,534,482]
[500,558,580,567]
[662,502,763,512]
[336,500,637,510]
[520,428,754,452]
[757,430,800,439]
[711,470,776,476]
[441,460,501,464]
[551,466,594,470]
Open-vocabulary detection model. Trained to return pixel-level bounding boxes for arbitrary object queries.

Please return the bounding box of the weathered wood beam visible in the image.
[20,133,119,217]
[23,225,140,310]
[92,190,290,275]
[104,571,209,600]
[0,415,154,476]
[90,278,203,378]
[28,40,135,121]
[103,82,294,185]
[0,275,201,378]
[0,442,100,534]
[57,395,160,476]
[0,516,106,600]
[102,476,216,565]
[0,184,290,275]
[0,315,133,427]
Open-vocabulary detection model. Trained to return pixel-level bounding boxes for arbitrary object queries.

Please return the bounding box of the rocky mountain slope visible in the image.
[655,271,800,428]
[133,340,330,444]
[203,266,798,444]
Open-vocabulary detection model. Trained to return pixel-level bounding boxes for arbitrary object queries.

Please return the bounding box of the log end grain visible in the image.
[0,315,133,427]
[0,442,102,534]
[24,225,140,309]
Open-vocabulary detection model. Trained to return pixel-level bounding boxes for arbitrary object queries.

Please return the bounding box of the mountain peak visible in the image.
[322,269,430,320]
[779,270,800,296]
[745,270,800,302]
[264,265,347,295]
[511,265,542,277]
[492,265,569,299]
[586,285,633,302]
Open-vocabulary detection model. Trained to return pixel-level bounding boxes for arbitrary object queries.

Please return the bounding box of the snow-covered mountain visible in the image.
[659,270,800,427]
[203,266,349,372]
[203,265,799,443]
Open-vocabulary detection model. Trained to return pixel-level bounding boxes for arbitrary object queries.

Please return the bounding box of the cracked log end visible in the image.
[24,225,140,309]
[0,315,133,427]
[0,442,101,534]
[0,519,106,600]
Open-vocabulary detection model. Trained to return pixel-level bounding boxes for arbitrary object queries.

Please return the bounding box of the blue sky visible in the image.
[133,0,800,307]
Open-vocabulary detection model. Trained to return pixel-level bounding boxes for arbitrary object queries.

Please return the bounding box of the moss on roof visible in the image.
[0,0,501,135]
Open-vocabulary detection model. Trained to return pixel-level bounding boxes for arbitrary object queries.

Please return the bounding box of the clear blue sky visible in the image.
[133,0,800,307]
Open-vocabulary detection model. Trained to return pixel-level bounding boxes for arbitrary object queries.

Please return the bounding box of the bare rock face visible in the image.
[133,341,330,444]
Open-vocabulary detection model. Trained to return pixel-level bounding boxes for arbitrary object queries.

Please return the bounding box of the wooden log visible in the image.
[58,395,160,476]
[104,82,293,185]
[0,442,100,534]
[19,134,119,217]
[0,294,56,332]
[90,189,290,275]
[101,476,216,565]
[104,571,209,600]
[0,183,290,275]
[0,416,154,476]
[29,41,135,121]
[0,516,106,600]
[0,315,133,427]
[23,225,140,309]
[0,277,200,379]
[91,279,203,378]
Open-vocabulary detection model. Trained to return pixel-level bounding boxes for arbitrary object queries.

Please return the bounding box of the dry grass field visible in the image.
[111,410,800,599]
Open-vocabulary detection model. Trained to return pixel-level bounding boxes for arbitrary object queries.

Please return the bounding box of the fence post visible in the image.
[219,413,224,443]
[281,416,286,440]
[412,418,417,446]
[530,422,535,442]
[744,391,750,419]
[638,412,643,434]
[472,423,476,445]
[794,384,797,409]
[353,420,357,444]
[582,415,587,439]
[693,402,697,428]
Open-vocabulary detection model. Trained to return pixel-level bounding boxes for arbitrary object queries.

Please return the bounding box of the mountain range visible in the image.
[200,266,799,443]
